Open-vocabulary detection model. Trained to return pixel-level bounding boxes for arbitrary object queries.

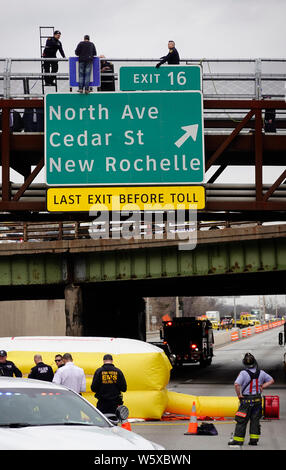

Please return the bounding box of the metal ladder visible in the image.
[39,26,58,93]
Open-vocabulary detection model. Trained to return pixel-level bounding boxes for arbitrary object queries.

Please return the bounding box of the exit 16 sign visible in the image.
[45,91,204,186]
[119,65,202,91]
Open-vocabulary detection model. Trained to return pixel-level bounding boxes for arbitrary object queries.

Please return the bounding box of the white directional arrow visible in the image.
[174,124,199,148]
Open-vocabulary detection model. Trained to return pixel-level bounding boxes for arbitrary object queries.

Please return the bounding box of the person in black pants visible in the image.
[0,350,22,377]
[156,40,180,68]
[91,354,127,415]
[28,354,54,382]
[42,30,65,85]
[228,353,274,447]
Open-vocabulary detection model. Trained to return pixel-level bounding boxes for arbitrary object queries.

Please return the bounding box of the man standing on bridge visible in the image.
[228,352,274,447]
[155,40,180,68]
[75,35,97,94]
[42,30,66,86]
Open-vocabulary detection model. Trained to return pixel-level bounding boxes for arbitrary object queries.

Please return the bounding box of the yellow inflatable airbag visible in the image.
[0,336,239,419]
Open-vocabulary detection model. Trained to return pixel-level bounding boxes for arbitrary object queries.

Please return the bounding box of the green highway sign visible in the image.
[45,91,204,186]
[119,65,202,91]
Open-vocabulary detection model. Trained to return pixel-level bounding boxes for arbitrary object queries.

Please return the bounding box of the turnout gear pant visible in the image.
[233,395,262,444]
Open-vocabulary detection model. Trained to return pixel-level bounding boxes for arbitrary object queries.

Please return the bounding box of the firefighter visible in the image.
[228,352,274,447]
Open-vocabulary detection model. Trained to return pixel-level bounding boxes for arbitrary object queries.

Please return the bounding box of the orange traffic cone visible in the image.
[184,401,198,435]
[121,420,132,431]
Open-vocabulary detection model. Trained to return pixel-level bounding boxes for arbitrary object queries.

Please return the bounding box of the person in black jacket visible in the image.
[0,350,22,377]
[99,55,115,91]
[75,35,97,94]
[42,30,65,85]
[91,354,127,415]
[156,40,180,68]
[28,354,54,382]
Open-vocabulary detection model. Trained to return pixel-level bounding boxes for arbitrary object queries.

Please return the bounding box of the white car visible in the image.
[0,377,164,450]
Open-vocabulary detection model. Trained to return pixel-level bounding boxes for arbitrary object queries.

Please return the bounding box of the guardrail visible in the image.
[0,57,286,100]
[0,219,278,243]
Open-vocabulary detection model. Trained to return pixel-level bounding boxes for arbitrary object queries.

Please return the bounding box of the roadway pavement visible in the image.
[132,326,286,455]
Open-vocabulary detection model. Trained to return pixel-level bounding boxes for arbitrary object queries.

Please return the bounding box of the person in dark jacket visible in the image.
[0,350,22,377]
[75,35,97,94]
[156,40,180,68]
[28,354,54,382]
[99,55,115,91]
[42,30,65,85]
[91,354,127,415]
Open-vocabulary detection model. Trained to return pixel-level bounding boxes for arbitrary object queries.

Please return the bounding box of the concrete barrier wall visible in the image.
[214,321,285,348]
[213,329,233,347]
[0,300,66,337]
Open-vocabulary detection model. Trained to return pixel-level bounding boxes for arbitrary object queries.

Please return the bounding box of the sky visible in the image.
[1,0,286,59]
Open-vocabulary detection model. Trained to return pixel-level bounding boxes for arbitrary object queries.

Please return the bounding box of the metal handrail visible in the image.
[0,219,280,243]
[0,57,286,99]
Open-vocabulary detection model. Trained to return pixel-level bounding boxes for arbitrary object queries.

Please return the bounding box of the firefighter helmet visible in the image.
[243,352,257,367]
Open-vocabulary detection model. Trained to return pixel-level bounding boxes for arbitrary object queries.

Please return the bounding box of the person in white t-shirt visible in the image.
[53,353,86,395]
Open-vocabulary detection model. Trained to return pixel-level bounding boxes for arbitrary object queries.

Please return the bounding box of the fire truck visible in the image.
[159,317,214,367]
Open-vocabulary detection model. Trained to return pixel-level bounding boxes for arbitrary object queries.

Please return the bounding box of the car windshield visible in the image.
[0,388,111,427]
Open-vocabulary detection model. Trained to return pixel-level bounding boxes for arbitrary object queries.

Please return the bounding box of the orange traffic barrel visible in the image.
[231,331,239,341]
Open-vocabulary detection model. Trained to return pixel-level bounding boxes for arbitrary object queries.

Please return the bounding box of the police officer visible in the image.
[91,354,127,415]
[228,352,274,447]
[0,350,22,377]
[28,354,54,382]
[42,30,65,85]
[156,40,180,68]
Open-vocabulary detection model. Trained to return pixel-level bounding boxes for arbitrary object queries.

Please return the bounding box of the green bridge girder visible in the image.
[0,228,285,287]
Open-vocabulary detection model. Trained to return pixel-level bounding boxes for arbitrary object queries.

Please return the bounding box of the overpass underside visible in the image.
[0,225,285,338]
[0,224,285,289]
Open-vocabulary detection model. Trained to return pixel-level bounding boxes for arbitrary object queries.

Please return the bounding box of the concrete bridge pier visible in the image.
[81,285,146,341]
[64,284,84,336]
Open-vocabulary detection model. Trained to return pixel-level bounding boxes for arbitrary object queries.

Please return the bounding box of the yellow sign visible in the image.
[47,186,205,212]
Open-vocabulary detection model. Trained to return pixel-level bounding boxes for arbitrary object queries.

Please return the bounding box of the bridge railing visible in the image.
[0,57,286,100]
[0,219,273,244]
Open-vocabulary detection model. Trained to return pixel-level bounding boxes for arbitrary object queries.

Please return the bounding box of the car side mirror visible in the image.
[116,405,129,422]
[278,332,284,346]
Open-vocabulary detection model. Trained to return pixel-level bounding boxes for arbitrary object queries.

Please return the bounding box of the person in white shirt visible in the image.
[53,353,86,394]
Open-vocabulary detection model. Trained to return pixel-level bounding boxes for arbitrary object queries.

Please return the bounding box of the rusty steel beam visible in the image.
[205,109,255,171]
[1,107,10,202]
[12,158,44,202]
[205,200,286,211]
[0,99,285,215]
[263,169,286,202]
[255,108,263,202]
[204,99,286,110]
[0,201,45,211]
